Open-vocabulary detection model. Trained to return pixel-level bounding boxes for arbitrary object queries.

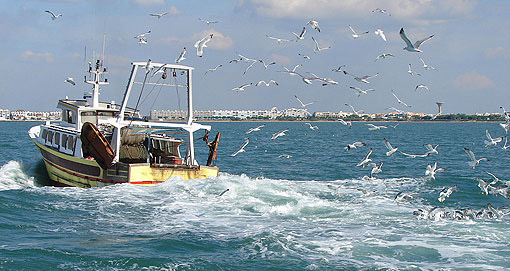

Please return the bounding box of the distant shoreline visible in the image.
[1,120,503,123]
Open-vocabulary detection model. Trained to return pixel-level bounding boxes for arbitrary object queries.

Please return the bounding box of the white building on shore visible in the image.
[151,107,310,120]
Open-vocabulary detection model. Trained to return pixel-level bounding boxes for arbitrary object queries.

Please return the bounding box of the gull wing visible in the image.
[464,147,476,161]
[383,138,394,151]
[399,28,414,48]
[364,148,373,160]
[486,129,493,141]
[45,10,56,17]
[348,25,356,34]
[414,34,434,49]
[362,73,379,80]
[424,144,433,152]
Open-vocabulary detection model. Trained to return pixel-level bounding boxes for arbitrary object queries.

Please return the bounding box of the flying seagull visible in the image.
[232,83,253,92]
[408,64,421,76]
[231,138,250,157]
[245,125,265,134]
[258,60,277,69]
[399,28,434,52]
[304,122,319,130]
[271,129,289,140]
[350,86,375,97]
[198,18,218,26]
[372,8,391,16]
[369,162,383,178]
[438,185,457,202]
[292,27,306,41]
[343,71,378,84]
[64,77,75,86]
[357,148,373,167]
[345,103,364,117]
[311,37,331,53]
[400,151,430,158]
[349,25,369,39]
[175,47,186,63]
[366,123,387,131]
[375,53,394,62]
[150,11,169,19]
[345,141,365,151]
[338,119,352,129]
[266,35,291,44]
[383,138,398,156]
[415,84,429,91]
[295,95,314,108]
[374,29,386,41]
[424,144,439,155]
[134,30,151,39]
[256,80,278,87]
[484,129,505,148]
[307,20,321,32]
[280,64,302,76]
[391,90,412,107]
[332,65,346,73]
[204,64,223,75]
[45,10,62,20]
[425,162,446,180]
[464,147,489,169]
[419,57,436,70]
[194,34,213,57]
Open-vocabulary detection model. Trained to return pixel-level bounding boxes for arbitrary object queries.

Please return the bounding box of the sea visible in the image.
[1,121,510,270]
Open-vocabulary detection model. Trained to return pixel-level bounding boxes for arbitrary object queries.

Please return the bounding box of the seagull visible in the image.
[391,90,412,107]
[394,191,414,202]
[144,59,152,74]
[258,60,277,69]
[245,124,265,134]
[343,71,378,84]
[413,207,438,220]
[151,63,167,78]
[486,171,503,186]
[295,73,317,85]
[308,72,338,86]
[292,27,306,41]
[332,65,346,72]
[425,162,446,180]
[311,37,331,53]
[357,148,373,167]
[484,129,505,148]
[137,37,148,45]
[419,57,436,70]
[345,103,364,117]
[424,144,439,155]
[372,8,390,16]
[399,28,434,52]
[266,35,291,44]
[438,185,457,202]
[175,47,186,63]
[490,185,509,199]
[237,52,258,63]
[383,138,398,156]
[134,30,151,39]
[366,123,387,131]
[307,20,321,32]
[350,86,375,97]
[231,138,250,157]
[45,10,62,20]
[464,147,489,169]
[256,80,278,87]
[232,83,253,92]
[229,58,243,63]
[475,178,492,195]
[390,123,400,129]
[280,64,302,76]
[375,53,394,61]
[198,18,218,26]
[408,64,421,76]
[150,11,169,19]
[194,34,213,57]
[338,119,352,129]
[502,137,510,150]
[386,107,406,114]
[345,141,366,151]
[400,151,430,158]
[204,64,223,75]
[500,123,510,134]
[415,84,429,91]
[298,53,311,60]
[369,162,383,178]
[304,122,319,131]
[349,25,369,39]
[294,95,314,108]
[243,61,258,75]
[374,29,386,41]
[64,77,75,86]
[271,129,288,140]
[278,154,293,159]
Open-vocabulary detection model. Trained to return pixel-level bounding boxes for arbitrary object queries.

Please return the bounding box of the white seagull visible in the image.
[350,86,375,97]
[349,25,369,39]
[280,64,302,76]
[419,57,436,70]
[198,18,218,26]
[484,129,505,148]
[271,129,289,140]
[464,147,489,169]
[45,10,62,20]
[415,84,429,91]
[383,138,398,156]
[475,178,492,195]
[292,27,306,41]
[375,53,394,61]
[307,20,321,32]
[357,148,373,167]
[372,8,390,15]
[137,37,148,45]
[204,64,223,75]
[366,123,387,131]
[231,138,250,157]
[343,71,378,84]
[298,53,311,60]
[134,30,151,39]
[311,37,331,53]
[424,144,439,155]
[266,35,291,44]
[175,47,186,63]
[256,80,278,87]
[150,11,169,19]
[294,95,314,108]
[338,119,352,129]
[258,60,277,69]
[345,103,364,117]
[332,65,346,73]
[391,90,412,108]
[194,34,213,57]
[399,28,434,52]
[304,122,319,131]
[425,162,446,180]
[400,151,430,158]
[232,83,253,92]
[345,141,365,151]
[245,125,265,134]
[308,72,338,86]
[64,77,75,86]
[408,64,421,76]
[369,162,384,178]
[438,185,457,202]
[374,29,386,41]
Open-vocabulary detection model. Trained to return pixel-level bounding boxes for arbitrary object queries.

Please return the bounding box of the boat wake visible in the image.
[0,161,35,191]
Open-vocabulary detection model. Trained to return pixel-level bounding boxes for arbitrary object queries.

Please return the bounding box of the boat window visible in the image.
[81,111,97,125]
[54,132,60,146]
[67,136,74,150]
[64,110,76,124]
[61,134,67,148]
[47,131,53,144]
[41,129,48,141]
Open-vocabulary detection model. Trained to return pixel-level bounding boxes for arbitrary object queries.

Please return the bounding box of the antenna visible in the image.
[101,33,106,65]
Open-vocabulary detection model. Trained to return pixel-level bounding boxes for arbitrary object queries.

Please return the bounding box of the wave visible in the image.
[0,161,35,191]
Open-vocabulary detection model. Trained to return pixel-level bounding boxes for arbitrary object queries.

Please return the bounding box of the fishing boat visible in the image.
[28,60,220,188]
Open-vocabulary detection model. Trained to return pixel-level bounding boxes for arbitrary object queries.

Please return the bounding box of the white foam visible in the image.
[0,161,35,190]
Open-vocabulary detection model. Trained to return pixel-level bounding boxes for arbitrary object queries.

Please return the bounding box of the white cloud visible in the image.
[250,0,476,23]
[135,0,165,5]
[454,71,495,90]
[486,47,510,59]
[20,50,54,63]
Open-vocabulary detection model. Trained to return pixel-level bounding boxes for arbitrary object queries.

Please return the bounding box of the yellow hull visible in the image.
[33,140,219,188]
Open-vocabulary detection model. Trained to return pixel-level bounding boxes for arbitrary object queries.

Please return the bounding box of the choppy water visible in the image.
[1,121,510,270]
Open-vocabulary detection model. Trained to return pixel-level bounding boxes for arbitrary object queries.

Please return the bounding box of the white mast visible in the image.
[85,59,109,108]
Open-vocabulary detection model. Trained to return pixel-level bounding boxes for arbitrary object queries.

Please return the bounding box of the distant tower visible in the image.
[436,102,444,115]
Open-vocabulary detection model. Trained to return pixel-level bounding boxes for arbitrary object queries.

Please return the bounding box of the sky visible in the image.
[1,0,509,115]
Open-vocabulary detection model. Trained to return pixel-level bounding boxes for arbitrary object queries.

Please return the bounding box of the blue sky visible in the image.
[1,0,509,114]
